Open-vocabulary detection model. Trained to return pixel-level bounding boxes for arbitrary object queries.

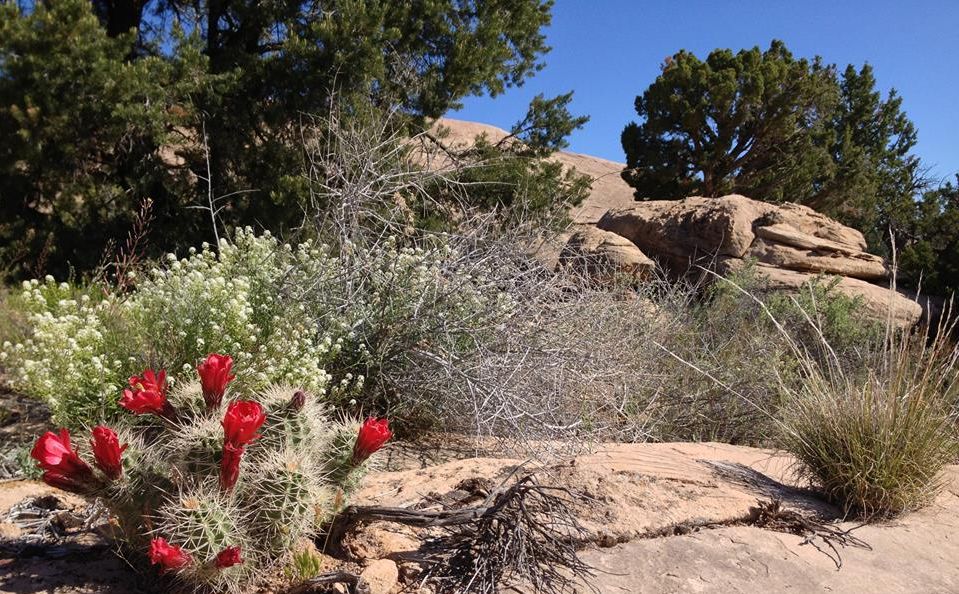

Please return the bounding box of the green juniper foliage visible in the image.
[620,40,935,290]
[0,0,206,278]
[621,41,838,202]
[418,92,591,230]
[898,178,959,297]
[0,0,583,280]
[821,64,923,251]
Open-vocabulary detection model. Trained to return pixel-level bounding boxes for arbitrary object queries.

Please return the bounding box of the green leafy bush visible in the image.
[2,229,510,431]
[711,262,883,360]
[632,264,885,445]
[766,277,884,367]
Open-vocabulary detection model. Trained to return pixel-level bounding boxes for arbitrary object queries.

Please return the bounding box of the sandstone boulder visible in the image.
[763,202,868,250]
[597,195,766,270]
[746,237,888,280]
[720,259,923,329]
[597,195,877,278]
[597,194,918,327]
[559,226,654,280]
[359,559,399,594]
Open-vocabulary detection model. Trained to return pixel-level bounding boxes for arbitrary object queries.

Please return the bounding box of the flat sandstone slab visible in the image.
[357,441,959,593]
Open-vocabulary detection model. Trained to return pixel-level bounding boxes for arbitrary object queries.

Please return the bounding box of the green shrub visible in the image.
[423,134,592,231]
[2,229,510,431]
[711,262,883,361]
[630,264,887,445]
[766,276,884,367]
[781,323,959,518]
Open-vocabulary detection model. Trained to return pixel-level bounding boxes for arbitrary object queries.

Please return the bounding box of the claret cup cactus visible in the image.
[30,353,391,593]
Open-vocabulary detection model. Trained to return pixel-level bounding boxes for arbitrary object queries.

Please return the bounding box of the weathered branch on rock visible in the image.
[330,474,597,594]
[336,502,488,528]
[288,570,370,594]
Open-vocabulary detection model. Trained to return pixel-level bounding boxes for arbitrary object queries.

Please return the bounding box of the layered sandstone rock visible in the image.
[428,121,922,328]
[559,226,655,280]
[597,195,921,328]
[720,259,922,329]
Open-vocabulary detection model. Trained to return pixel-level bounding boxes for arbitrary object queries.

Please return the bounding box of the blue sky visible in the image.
[453,0,959,182]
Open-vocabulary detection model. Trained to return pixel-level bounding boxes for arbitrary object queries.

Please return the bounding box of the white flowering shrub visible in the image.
[4,231,345,426]
[2,280,137,423]
[130,230,341,395]
[2,229,510,430]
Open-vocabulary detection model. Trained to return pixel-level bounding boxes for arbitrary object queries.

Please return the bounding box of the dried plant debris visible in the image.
[2,494,110,557]
[644,497,871,570]
[417,475,597,594]
[331,473,597,593]
[746,498,871,569]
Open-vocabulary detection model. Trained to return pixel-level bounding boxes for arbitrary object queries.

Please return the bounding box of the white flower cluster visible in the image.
[3,230,343,424]
[3,280,130,422]
[130,229,339,396]
[2,229,510,427]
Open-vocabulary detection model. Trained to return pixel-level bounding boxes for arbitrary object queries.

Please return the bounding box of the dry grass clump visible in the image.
[782,316,959,519]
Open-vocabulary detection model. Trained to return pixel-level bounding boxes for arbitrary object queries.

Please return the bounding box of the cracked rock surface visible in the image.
[4,440,958,593]
[355,441,959,593]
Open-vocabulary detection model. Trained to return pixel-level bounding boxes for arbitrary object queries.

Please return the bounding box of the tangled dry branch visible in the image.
[331,474,596,594]
[747,498,872,569]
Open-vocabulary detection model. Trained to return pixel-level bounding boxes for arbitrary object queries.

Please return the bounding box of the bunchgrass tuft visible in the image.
[782,316,959,519]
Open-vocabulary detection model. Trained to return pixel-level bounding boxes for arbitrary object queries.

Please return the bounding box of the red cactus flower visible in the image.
[351,418,392,464]
[91,426,126,480]
[197,353,235,409]
[214,546,243,569]
[219,442,244,492]
[31,429,95,492]
[222,400,265,447]
[149,537,191,573]
[41,470,91,493]
[120,369,175,419]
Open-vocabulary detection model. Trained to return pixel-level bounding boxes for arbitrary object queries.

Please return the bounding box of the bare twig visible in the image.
[288,571,370,594]
[200,120,220,246]
[332,474,596,594]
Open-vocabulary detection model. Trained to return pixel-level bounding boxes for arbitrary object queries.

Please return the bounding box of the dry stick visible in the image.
[201,120,219,246]
[325,474,596,594]
[288,570,370,594]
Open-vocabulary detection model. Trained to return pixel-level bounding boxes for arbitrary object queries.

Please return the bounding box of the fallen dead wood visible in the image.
[287,570,371,594]
[327,474,597,594]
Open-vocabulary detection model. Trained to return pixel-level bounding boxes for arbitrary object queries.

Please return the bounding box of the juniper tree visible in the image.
[620,41,838,202]
[620,40,924,254]
[1,0,579,278]
[899,178,959,296]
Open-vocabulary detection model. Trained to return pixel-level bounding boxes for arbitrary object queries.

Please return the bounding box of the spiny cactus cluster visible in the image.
[30,353,392,593]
